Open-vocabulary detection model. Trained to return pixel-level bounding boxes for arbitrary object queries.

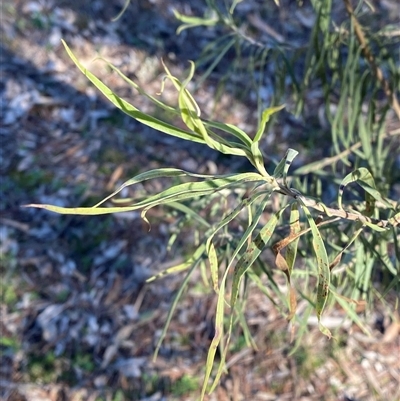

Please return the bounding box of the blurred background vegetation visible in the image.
[1,0,399,400]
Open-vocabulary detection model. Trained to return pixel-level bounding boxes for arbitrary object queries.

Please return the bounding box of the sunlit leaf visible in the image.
[253,105,285,143]
[25,171,267,216]
[61,41,204,144]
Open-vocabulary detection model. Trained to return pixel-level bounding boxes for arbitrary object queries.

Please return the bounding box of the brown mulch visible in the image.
[1,1,399,400]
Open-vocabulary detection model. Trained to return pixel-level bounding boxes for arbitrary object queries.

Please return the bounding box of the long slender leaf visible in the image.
[210,203,286,391]
[26,172,267,215]
[253,105,285,143]
[200,264,229,399]
[338,168,393,216]
[61,40,205,144]
[204,120,253,148]
[230,207,287,309]
[207,194,273,391]
[286,203,301,272]
[162,60,249,157]
[296,198,331,338]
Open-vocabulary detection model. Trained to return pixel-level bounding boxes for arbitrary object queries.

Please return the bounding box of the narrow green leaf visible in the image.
[200,266,229,399]
[237,302,258,349]
[61,40,204,145]
[25,172,267,216]
[358,112,372,161]
[102,53,254,159]
[63,41,255,158]
[338,167,393,220]
[146,259,193,283]
[173,9,218,34]
[94,168,221,207]
[204,120,253,148]
[247,268,286,308]
[226,196,273,273]
[286,203,300,272]
[250,141,270,177]
[220,206,286,357]
[204,191,271,294]
[329,225,363,270]
[297,199,331,338]
[273,152,289,179]
[168,202,210,228]
[330,289,370,335]
[209,194,274,391]
[101,58,178,114]
[273,148,299,182]
[356,181,394,210]
[207,241,219,292]
[289,303,313,355]
[230,207,286,311]
[282,148,299,186]
[161,60,250,157]
[195,37,237,89]
[253,105,285,143]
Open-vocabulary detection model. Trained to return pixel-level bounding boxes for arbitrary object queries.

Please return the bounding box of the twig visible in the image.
[298,194,398,228]
[293,128,400,175]
[277,184,399,229]
[342,0,400,120]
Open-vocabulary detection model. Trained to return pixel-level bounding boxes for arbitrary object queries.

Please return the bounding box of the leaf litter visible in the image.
[1,0,399,400]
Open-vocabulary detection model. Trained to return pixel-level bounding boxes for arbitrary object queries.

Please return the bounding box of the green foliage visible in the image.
[294,345,325,379]
[0,335,20,351]
[73,353,95,372]
[27,352,59,384]
[0,281,18,306]
[25,1,400,399]
[170,374,199,396]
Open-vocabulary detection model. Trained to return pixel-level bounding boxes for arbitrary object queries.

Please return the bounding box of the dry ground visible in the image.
[1,1,399,400]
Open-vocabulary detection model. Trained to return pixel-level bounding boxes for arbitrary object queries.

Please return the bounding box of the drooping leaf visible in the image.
[61,41,205,145]
[296,199,331,339]
[338,167,393,214]
[273,148,299,186]
[253,105,285,143]
[208,193,275,391]
[25,171,267,216]
[200,264,229,399]
[286,203,301,272]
